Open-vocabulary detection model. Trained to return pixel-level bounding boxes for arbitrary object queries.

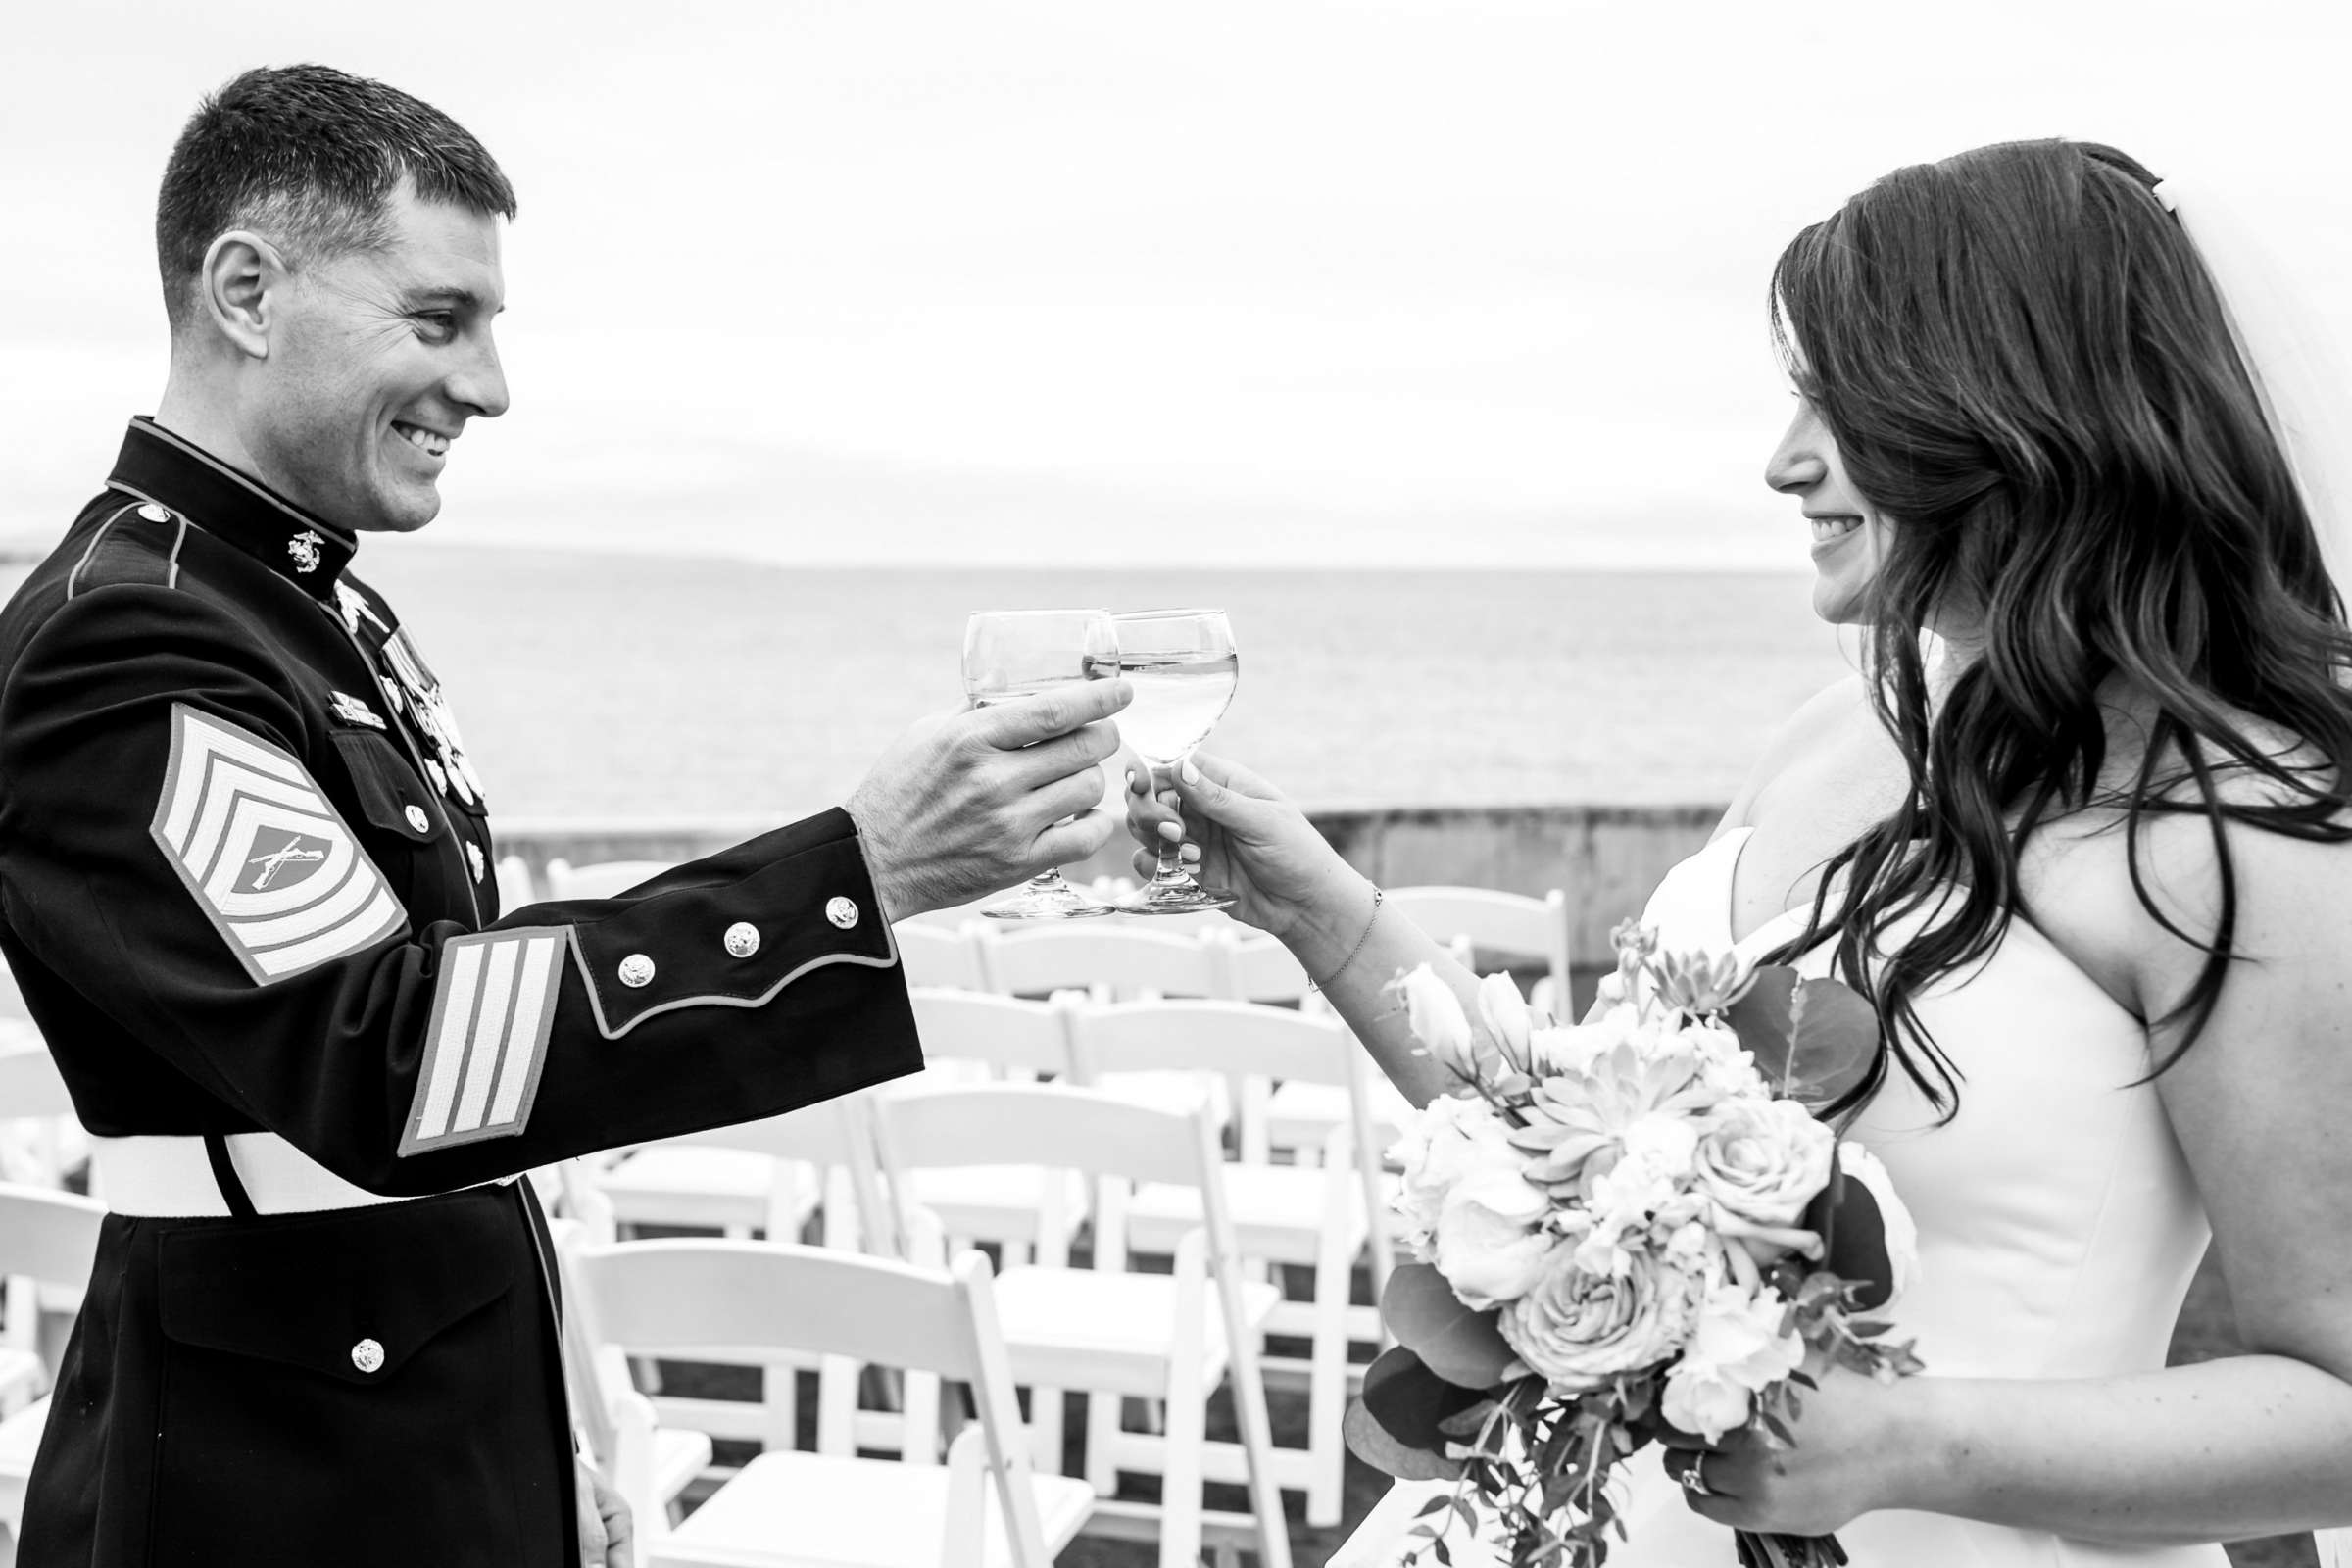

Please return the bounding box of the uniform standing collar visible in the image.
[106,416,359,600]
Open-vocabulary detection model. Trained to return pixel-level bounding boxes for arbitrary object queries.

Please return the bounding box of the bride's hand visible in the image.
[1120,751,1354,939]
[1657,1364,1928,1538]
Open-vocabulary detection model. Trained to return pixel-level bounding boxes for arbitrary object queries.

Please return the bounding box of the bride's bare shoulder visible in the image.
[1715,673,1886,837]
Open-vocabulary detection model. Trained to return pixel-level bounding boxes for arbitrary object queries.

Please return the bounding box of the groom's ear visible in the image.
[188,230,293,361]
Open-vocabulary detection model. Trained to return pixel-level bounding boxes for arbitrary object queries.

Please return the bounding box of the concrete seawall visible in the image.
[493,802,1726,972]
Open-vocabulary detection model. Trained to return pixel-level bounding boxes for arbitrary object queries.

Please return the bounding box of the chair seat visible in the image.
[990,1266,1284,1398]
[0,1347,44,1417]
[650,1447,1095,1568]
[1126,1165,1367,1264]
[596,1149,822,1235]
[654,1424,715,1506]
[0,1395,49,1532]
[899,1165,1088,1248]
[1264,1078,1411,1156]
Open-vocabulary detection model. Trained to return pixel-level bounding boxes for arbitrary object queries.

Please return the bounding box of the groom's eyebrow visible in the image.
[401,284,503,316]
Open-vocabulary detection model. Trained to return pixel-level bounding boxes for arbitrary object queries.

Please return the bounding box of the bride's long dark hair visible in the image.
[1767,138,2352,1119]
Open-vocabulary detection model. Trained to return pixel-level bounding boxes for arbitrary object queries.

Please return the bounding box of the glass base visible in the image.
[1116,877,1237,915]
[982,874,1118,920]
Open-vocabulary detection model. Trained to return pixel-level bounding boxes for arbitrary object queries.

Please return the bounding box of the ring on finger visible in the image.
[1680,1453,1714,1497]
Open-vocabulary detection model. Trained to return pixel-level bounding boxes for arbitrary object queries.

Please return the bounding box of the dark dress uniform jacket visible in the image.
[0,418,924,1567]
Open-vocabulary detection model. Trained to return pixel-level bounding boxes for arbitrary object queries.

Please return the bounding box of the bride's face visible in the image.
[1765,395,1889,625]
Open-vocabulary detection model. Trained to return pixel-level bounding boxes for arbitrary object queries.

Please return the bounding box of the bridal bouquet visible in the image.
[1346,924,1923,1568]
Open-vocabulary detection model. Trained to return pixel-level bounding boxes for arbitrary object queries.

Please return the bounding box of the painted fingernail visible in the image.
[1180,760,1200,784]
[1158,820,1183,841]
[1180,844,1202,863]
[1125,770,1138,792]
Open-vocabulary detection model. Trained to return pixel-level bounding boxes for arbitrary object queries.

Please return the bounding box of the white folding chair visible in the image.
[897,921,991,991]
[975,925,1232,1126]
[1385,885,1572,1016]
[1070,999,1389,1527]
[0,1183,105,1545]
[493,853,538,913]
[542,858,679,901]
[875,1084,1293,1568]
[0,1049,82,1393]
[547,1215,715,1528]
[587,1096,893,1458]
[569,1232,1094,1568]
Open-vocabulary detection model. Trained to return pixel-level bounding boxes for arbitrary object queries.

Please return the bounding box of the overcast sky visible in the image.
[4,0,2348,567]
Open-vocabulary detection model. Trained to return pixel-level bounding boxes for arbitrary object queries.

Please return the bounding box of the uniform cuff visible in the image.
[567,808,901,1037]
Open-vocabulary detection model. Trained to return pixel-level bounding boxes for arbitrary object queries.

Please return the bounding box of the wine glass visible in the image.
[962,609,1121,920]
[1112,608,1239,915]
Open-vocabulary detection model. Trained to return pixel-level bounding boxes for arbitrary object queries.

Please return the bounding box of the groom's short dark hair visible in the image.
[155,64,517,331]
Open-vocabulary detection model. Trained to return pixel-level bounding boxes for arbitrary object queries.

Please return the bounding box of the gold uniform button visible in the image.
[351,1338,385,1374]
[723,922,760,958]
[403,805,431,834]
[136,502,172,524]
[618,954,656,988]
[825,897,860,930]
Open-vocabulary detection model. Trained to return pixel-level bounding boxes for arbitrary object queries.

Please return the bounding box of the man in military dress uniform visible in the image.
[0,65,1130,1567]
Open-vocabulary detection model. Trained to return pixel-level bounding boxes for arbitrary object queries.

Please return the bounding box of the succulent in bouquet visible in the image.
[1345,923,1924,1568]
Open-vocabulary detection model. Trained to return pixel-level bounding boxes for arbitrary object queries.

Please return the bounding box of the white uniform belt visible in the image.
[90,1133,511,1218]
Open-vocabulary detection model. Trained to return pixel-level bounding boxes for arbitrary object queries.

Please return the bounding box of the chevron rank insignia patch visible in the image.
[399,927,567,1155]
[150,704,408,985]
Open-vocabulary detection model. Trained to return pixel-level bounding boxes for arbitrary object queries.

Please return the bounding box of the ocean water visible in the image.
[334,551,1859,820]
[0,546,1857,819]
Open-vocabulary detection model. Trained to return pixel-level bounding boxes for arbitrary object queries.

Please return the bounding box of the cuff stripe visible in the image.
[401,928,567,1156]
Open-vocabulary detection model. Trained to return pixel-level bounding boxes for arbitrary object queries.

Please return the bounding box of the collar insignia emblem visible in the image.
[329,691,386,730]
[288,530,324,574]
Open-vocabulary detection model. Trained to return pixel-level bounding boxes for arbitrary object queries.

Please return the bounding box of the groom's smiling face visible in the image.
[1765,396,1887,626]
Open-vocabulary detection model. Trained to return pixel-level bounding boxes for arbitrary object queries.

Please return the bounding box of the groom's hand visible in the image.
[578,1459,632,1567]
[848,680,1131,920]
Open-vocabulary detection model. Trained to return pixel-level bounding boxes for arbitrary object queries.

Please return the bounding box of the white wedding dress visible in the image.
[1335,825,2229,1568]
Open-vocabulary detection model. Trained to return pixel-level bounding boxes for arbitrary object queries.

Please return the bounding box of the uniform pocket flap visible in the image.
[331,730,441,845]
[158,1190,526,1385]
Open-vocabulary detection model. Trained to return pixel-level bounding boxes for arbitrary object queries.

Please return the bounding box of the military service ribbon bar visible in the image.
[399,927,566,1155]
[150,704,407,985]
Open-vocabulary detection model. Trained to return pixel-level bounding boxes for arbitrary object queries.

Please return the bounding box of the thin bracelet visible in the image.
[1309,885,1386,993]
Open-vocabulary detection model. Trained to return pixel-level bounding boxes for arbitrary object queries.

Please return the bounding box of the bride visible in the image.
[1122,138,2352,1564]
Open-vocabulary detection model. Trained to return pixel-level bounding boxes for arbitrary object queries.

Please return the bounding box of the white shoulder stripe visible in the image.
[400,927,566,1156]
[149,704,408,986]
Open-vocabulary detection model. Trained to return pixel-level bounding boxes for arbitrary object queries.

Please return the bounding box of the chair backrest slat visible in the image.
[897,924,990,991]
[1070,999,1354,1088]
[979,925,1223,998]
[1388,885,1571,983]
[875,1082,1206,1191]
[575,1238,984,1381]
[0,1181,105,1289]
[909,990,1074,1077]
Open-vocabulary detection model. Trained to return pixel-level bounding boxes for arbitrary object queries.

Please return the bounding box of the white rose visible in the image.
[1476,971,1534,1062]
[1431,1166,1557,1309]
[1388,1094,1519,1255]
[1398,964,1477,1072]
[1661,1280,1806,1443]
[1691,1097,1836,1226]
[1499,1246,1699,1394]
[1837,1141,1921,1304]
[1526,1004,1638,1078]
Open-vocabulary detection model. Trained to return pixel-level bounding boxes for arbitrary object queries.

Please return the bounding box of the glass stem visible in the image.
[1150,765,1191,887]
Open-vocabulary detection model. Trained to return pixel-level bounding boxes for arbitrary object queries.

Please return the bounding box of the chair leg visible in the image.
[1303,1256,1350,1528]
[1083,1390,1120,1493]
[1156,1374,1207,1568]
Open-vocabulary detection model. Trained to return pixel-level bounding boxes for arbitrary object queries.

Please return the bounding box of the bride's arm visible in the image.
[1918,812,2352,1541]
[1696,808,2352,1544]
[1120,752,1483,1108]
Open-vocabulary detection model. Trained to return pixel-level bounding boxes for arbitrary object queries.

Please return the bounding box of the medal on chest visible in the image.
[378,627,487,808]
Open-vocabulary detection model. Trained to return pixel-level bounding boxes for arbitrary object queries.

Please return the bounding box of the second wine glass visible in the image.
[962,609,1120,919]
[1113,608,1239,915]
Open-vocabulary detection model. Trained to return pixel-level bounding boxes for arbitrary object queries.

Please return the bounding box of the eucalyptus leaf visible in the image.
[1382,1262,1519,1388]
[1724,967,1880,1110]
[1346,1345,1482,1481]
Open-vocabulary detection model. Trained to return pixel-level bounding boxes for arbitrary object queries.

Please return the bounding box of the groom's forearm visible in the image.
[1896,1355,2352,1544]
